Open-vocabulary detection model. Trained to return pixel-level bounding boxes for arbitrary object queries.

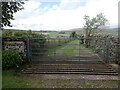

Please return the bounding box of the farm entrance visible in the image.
[29,38,100,62]
[24,38,118,75]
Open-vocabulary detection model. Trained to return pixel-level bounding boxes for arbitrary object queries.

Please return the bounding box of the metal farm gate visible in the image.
[28,38,102,62]
[23,38,118,75]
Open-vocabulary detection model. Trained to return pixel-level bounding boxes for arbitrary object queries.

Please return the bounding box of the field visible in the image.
[35,28,118,38]
[37,32,70,38]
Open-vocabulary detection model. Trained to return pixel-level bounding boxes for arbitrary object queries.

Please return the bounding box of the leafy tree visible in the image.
[14,30,27,37]
[83,13,108,37]
[2,30,13,38]
[27,32,46,47]
[70,31,78,38]
[27,30,32,38]
[1,1,25,27]
[83,13,108,47]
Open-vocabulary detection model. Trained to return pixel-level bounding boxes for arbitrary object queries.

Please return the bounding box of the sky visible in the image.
[5,0,119,31]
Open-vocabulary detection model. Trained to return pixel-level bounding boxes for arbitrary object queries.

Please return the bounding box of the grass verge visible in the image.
[2,70,30,88]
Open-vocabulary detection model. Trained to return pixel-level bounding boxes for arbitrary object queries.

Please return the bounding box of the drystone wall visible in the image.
[89,35,119,64]
[2,37,29,61]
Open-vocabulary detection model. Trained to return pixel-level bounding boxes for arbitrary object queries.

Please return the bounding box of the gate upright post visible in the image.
[53,39,56,61]
[79,39,80,61]
[29,39,32,61]
[104,38,110,63]
[27,38,30,61]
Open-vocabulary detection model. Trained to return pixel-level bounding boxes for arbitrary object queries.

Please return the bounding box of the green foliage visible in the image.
[2,70,30,88]
[2,30,13,38]
[14,30,27,37]
[1,2,24,27]
[83,13,108,47]
[2,50,23,69]
[27,30,32,38]
[28,31,46,47]
[2,30,46,48]
[2,30,14,40]
[83,13,108,37]
[70,31,78,38]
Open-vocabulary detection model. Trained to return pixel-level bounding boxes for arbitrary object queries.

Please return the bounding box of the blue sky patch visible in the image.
[40,2,60,8]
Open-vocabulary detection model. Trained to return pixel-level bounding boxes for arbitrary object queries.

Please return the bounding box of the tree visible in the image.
[1,1,25,27]
[83,13,108,37]
[83,13,108,47]
[70,31,78,38]
[2,30,13,38]
[14,30,27,37]
[27,30,32,38]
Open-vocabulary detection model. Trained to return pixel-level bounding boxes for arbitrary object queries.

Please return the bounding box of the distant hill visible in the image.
[3,29,58,32]
[98,28,118,36]
[3,29,27,33]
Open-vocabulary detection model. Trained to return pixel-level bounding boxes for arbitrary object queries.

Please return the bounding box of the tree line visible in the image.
[2,30,46,40]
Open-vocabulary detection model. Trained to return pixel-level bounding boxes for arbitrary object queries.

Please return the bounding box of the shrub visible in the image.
[70,31,78,38]
[2,30,13,38]
[14,30,27,37]
[2,30,14,40]
[2,50,23,69]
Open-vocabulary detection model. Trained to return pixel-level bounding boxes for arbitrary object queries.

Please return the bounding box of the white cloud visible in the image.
[14,0,42,20]
[59,0,83,10]
[5,0,119,30]
[82,0,118,28]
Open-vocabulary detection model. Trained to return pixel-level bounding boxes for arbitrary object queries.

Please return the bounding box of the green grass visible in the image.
[45,39,70,54]
[2,70,48,88]
[45,39,93,56]
[45,40,78,55]
[48,32,58,38]
[79,44,96,56]
[45,45,63,55]
[62,40,78,55]
[2,70,30,88]
[40,31,70,38]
